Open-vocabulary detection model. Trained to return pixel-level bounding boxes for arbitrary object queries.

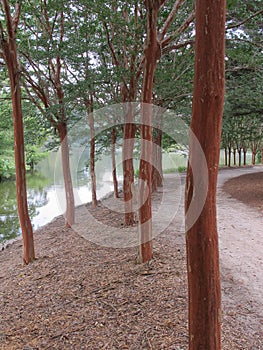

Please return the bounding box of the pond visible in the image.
[0,151,187,245]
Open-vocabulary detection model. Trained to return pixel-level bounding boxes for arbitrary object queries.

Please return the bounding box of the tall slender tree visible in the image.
[0,0,35,264]
[20,1,75,227]
[138,0,195,262]
[185,0,226,348]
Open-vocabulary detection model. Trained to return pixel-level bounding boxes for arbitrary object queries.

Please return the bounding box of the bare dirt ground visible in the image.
[0,166,262,349]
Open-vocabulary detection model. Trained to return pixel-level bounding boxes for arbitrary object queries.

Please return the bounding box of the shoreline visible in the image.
[0,188,119,252]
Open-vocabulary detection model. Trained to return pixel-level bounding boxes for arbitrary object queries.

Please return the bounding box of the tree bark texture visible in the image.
[111,127,119,198]
[185,0,226,348]
[57,122,75,227]
[138,0,164,263]
[122,102,137,225]
[0,1,35,264]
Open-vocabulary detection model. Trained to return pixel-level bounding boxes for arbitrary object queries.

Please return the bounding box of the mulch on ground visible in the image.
[222,171,263,212]
[0,172,262,349]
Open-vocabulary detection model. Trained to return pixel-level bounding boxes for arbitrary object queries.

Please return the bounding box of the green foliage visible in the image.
[223,1,263,162]
[177,165,187,173]
[0,158,15,181]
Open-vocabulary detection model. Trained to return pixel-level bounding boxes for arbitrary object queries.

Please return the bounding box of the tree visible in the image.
[138,0,195,263]
[185,0,226,348]
[0,0,35,264]
[20,0,75,227]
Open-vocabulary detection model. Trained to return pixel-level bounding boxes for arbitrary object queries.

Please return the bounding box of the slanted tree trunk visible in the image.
[185,0,226,348]
[111,127,119,198]
[0,1,35,264]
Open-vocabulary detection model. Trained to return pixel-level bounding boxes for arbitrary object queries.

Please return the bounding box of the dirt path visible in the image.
[217,166,263,341]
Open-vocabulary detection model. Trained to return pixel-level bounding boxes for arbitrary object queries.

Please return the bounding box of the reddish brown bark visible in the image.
[185,0,226,348]
[152,128,163,192]
[138,0,164,263]
[0,1,35,264]
[111,127,119,198]
[122,101,136,225]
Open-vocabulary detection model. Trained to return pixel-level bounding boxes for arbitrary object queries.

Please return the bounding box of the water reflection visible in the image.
[0,174,50,243]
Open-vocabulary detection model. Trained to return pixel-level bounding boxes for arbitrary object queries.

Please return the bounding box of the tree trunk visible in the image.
[152,128,163,191]
[185,0,225,348]
[1,1,35,264]
[238,149,242,166]
[233,148,236,166]
[57,122,75,227]
[224,147,227,166]
[111,127,119,198]
[228,146,231,167]
[152,132,158,193]
[87,95,97,208]
[243,148,247,165]
[122,104,136,225]
[138,0,163,263]
[156,128,163,187]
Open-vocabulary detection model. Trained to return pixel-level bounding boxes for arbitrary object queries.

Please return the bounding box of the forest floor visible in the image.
[0,166,262,350]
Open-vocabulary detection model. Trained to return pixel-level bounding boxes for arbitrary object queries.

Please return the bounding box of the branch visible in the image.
[161,10,195,49]
[233,109,263,117]
[158,0,184,41]
[226,37,263,49]
[226,65,261,73]
[12,2,21,34]
[162,39,194,54]
[226,9,263,30]
[2,0,14,40]
[103,21,119,67]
